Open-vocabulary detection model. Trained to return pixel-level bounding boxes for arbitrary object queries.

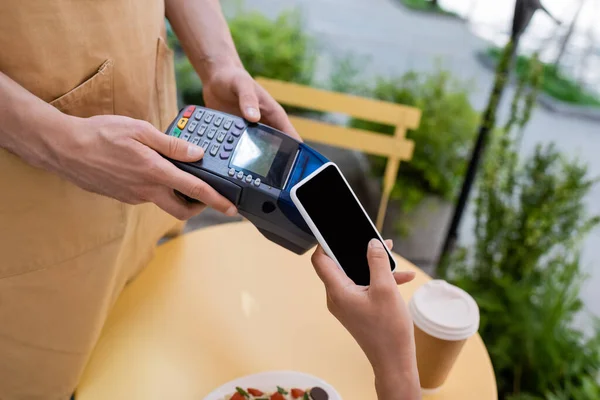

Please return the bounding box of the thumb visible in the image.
[143,127,205,162]
[235,77,261,122]
[366,239,394,287]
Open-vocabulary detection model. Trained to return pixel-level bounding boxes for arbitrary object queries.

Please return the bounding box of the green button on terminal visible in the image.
[172,127,182,137]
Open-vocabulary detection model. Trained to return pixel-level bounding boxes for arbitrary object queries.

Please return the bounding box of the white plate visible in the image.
[203,371,342,400]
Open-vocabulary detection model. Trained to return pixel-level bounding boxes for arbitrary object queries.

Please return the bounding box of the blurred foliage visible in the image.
[328,53,371,96]
[336,67,479,233]
[444,49,600,400]
[487,47,600,107]
[398,0,459,17]
[228,10,316,85]
[175,57,205,106]
[171,8,316,110]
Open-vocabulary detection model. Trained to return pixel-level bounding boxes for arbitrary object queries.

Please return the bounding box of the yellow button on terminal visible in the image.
[177,117,189,130]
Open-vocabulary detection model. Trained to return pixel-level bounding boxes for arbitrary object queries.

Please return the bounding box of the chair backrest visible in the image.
[256,77,421,231]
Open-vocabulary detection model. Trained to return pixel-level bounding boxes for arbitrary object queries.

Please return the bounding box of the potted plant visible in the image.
[335,67,480,268]
[443,55,600,400]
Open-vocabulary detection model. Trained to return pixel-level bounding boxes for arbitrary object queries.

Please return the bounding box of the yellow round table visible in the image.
[77,222,497,400]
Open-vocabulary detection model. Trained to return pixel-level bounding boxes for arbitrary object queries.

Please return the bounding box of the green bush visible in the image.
[346,69,479,230]
[175,57,204,106]
[229,10,316,84]
[399,0,459,17]
[173,9,316,109]
[450,143,600,400]
[487,47,600,107]
[327,53,371,96]
[444,59,600,400]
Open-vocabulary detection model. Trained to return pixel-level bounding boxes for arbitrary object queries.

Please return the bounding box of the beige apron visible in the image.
[0,1,183,398]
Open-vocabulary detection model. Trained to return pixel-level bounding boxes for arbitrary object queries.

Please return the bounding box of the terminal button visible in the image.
[253,178,261,187]
[217,131,227,143]
[224,143,234,151]
[235,120,245,129]
[204,113,214,123]
[207,127,217,139]
[171,127,182,137]
[201,140,210,151]
[187,121,198,132]
[228,168,235,177]
[191,137,200,145]
[198,124,208,136]
[219,151,230,160]
[231,129,242,137]
[226,135,235,143]
[236,171,244,180]
[182,106,195,118]
[182,133,191,141]
[210,144,220,156]
[245,174,253,183]
[214,116,223,127]
[193,110,204,120]
[176,117,188,130]
[224,118,233,129]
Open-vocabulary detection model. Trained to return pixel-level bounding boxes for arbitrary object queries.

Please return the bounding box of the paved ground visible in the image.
[192,0,600,320]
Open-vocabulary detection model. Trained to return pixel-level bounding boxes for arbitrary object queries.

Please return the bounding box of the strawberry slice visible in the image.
[248,388,264,396]
[291,388,305,398]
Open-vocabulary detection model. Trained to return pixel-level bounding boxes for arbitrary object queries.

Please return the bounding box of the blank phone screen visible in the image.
[295,164,395,285]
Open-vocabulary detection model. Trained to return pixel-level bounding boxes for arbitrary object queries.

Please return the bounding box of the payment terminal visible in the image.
[165,105,329,254]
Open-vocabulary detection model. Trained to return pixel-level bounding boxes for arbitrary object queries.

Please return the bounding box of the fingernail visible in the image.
[246,107,259,118]
[226,205,238,216]
[369,239,383,248]
[188,145,203,159]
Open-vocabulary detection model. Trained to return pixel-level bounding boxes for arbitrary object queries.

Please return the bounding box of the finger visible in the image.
[385,239,394,250]
[366,238,395,287]
[138,122,205,162]
[234,76,261,122]
[393,271,416,285]
[257,87,301,140]
[311,245,354,291]
[152,188,207,221]
[156,161,238,216]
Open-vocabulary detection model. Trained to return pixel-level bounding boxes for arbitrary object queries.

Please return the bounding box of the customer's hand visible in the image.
[202,65,300,140]
[40,114,237,220]
[311,239,421,400]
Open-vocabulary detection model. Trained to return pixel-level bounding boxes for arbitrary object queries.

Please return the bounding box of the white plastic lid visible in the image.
[408,280,480,341]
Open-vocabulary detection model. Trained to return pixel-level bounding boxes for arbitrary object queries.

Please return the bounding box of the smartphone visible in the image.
[291,162,396,285]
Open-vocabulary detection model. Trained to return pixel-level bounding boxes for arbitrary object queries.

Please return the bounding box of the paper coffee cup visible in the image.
[408,280,479,392]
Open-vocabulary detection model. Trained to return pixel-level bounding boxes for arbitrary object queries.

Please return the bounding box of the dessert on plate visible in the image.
[224,385,329,400]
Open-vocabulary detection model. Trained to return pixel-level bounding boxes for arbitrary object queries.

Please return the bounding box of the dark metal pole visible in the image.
[437,40,517,271]
[435,0,556,274]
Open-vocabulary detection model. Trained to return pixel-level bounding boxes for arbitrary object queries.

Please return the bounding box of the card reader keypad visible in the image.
[168,105,260,184]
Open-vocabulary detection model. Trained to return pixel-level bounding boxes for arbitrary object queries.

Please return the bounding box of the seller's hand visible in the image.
[44,114,237,220]
[202,65,300,140]
[311,239,421,400]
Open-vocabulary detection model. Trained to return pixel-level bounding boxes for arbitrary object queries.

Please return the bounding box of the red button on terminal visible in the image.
[182,106,196,118]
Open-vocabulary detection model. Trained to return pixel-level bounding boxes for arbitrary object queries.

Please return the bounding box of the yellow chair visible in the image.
[256,77,421,230]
